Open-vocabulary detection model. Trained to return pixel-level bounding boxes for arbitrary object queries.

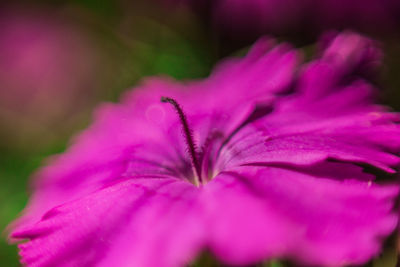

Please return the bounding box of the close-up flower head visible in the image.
[8,31,400,267]
[2,1,400,267]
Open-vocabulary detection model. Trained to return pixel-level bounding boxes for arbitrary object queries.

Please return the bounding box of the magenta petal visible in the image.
[202,172,288,265]
[319,31,382,76]
[206,164,398,266]
[218,127,400,173]
[12,166,398,267]
[13,178,205,267]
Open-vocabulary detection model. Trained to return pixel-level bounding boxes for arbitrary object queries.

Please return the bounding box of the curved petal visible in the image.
[318,31,382,77]
[205,164,399,266]
[12,178,206,267]
[218,125,400,173]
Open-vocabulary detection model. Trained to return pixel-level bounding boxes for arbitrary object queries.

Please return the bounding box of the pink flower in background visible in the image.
[10,32,400,266]
[0,7,99,148]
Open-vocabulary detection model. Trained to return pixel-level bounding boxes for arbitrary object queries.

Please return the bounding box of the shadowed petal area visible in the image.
[218,126,400,173]
[12,178,206,267]
[205,165,399,266]
[217,87,400,174]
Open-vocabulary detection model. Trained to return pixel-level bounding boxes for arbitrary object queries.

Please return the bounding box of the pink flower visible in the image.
[10,32,400,267]
[0,7,98,149]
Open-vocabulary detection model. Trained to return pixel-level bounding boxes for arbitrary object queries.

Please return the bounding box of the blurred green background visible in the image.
[0,1,399,266]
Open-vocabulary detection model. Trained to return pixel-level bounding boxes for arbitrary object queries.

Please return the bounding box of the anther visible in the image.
[161,97,202,185]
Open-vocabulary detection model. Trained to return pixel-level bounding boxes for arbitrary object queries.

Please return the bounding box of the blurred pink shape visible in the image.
[0,7,99,147]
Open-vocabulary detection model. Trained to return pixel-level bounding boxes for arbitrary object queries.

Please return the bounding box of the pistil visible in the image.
[161,97,202,185]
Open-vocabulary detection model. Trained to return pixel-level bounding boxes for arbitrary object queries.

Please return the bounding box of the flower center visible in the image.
[161,96,203,186]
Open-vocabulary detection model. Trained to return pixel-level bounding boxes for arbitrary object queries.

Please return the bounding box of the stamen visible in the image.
[161,97,202,185]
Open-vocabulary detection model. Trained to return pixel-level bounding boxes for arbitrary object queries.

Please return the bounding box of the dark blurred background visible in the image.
[0,1,399,266]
